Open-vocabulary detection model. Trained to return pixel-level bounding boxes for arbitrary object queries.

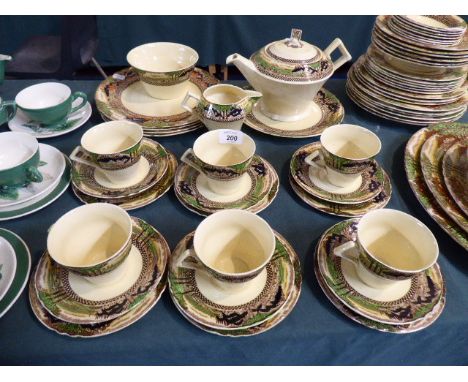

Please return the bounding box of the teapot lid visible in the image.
[251,29,334,82]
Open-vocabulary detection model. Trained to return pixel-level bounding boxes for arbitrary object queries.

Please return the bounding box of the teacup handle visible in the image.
[304,150,327,177]
[173,248,203,272]
[26,166,43,183]
[0,100,17,124]
[181,148,204,173]
[333,241,359,266]
[181,92,201,114]
[324,38,352,72]
[70,92,88,114]
[70,146,99,169]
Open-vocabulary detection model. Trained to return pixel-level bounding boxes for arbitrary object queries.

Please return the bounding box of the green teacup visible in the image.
[15,82,87,126]
[0,132,43,191]
[0,54,12,85]
[0,97,17,126]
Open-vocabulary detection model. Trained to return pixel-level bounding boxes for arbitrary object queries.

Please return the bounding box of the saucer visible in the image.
[290,142,385,204]
[420,133,468,233]
[173,239,302,337]
[0,156,71,221]
[95,68,218,137]
[0,229,31,318]
[405,123,468,250]
[8,101,92,139]
[71,139,169,199]
[0,144,66,206]
[174,155,279,216]
[316,219,444,325]
[314,252,446,334]
[72,150,177,210]
[245,88,344,138]
[29,271,167,338]
[169,230,297,330]
[443,142,468,216]
[34,217,169,325]
[0,237,17,302]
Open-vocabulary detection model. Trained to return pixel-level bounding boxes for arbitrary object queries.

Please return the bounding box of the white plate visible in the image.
[0,144,66,208]
[0,237,17,301]
[8,101,92,139]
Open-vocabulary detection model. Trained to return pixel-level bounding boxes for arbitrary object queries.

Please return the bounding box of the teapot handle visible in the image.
[324,38,352,71]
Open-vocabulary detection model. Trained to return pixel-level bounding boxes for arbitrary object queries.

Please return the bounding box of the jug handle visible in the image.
[324,38,352,72]
[181,92,200,114]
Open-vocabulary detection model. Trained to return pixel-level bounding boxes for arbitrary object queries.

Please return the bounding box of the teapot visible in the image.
[226,29,351,122]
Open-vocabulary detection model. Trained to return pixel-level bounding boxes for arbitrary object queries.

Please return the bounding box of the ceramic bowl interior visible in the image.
[193,210,276,276]
[127,42,199,73]
[0,132,38,171]
[321,124,381,160]
[358,209,439,272]
[193,130,256,166]
[47,203,133,268]
[203,84,246,105]
[15,82,71,110]
[81,121,143,155]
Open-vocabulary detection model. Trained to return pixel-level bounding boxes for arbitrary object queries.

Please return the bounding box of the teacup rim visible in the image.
[193,129,256,167]
[193,209,276,277]
[15,82,71,111]
[80,121,143,155]
[47,203,133,269]
[0,132,39,172]
[126,42,199,74]
[357,209,439,273]
[321,124,382,161]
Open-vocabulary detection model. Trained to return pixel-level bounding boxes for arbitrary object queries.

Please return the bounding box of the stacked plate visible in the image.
[405,122,468,250]
[71,139,177,210]
[0,229,31,319]
[314,219,446,333]
[0,144,71,221]
[95,68,219,137]
[289,142,392,217]
[347,15,468,126]
[29,217,170,338]
[168,230,302,337]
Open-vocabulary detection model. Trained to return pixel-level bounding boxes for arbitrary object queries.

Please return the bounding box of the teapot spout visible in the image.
[226,53,263,92]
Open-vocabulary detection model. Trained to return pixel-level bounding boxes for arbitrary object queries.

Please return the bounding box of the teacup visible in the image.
[334,209,439,289]
[174,209,276,286]
[127,42,199,100]
[70,121,143,183]
[0,96,16,126]
[15,82,87,126]
[181,84,262,131]
[0,54,11,85]
[47,203,133,277]
[305,124,381,188]
[180,129,256,195]
[0,132,43,189]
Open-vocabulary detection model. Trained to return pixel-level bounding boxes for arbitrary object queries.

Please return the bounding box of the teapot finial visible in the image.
[286,29,303,48]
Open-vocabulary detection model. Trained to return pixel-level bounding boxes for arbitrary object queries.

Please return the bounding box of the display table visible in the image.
[0,79,467,366]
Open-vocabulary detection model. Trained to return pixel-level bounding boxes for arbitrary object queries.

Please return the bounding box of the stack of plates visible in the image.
[405,122,468,250]
[95,68,219,137]
[0,144,70,221]
[289,142,392,217]
[71,140,177,210]
[315,219,446,333]
[168,231,301,337]
[347,15,468,126]
[29,217,170,338]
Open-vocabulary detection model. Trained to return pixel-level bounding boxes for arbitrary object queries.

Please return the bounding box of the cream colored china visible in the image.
[173,209,276,287]
[305,124,381,188]
[180,129,256,195]
[70,121,144,184]
[334,209,439,289]
[181,84,262,131]
[226,28,351,122]
[127,42,199,100]
[47,203,133,277]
